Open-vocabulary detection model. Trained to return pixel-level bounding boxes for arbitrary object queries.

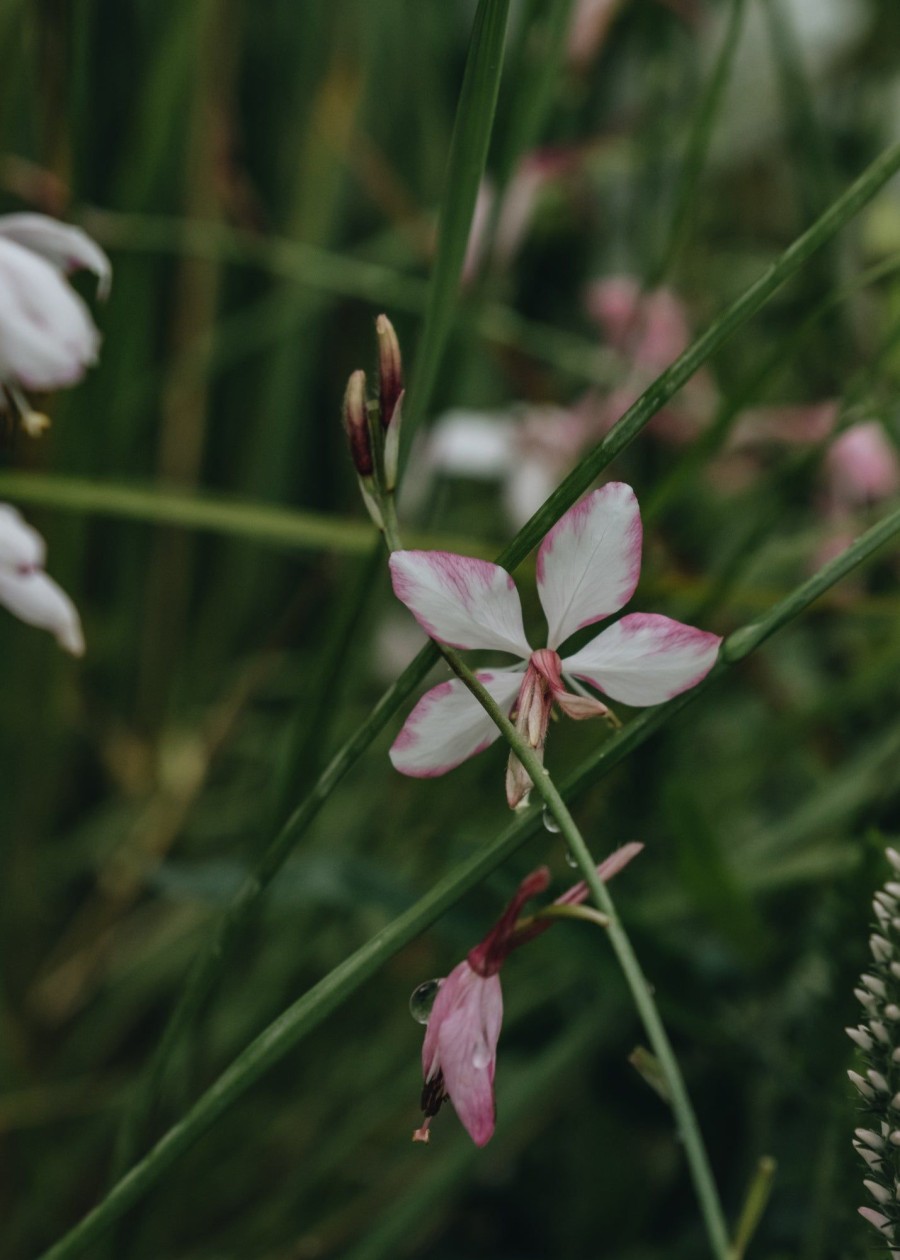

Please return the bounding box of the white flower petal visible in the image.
[390,551,531,657]
[563,612,720,706]
[537,483,643,650]
[0,213,111,297]
[390,669,523,777]
[0,238,99,390]
[427,411,517,480]
[0,503,45,569]
[0,567,84,654]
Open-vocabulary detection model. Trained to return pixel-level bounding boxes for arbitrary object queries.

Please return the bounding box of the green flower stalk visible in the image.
[848,847,900,1255]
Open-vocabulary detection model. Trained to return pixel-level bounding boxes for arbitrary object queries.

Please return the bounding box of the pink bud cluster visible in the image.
[848,848,900,1256]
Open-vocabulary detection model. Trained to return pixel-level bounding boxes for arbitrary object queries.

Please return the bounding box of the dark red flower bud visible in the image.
[342,369,373,477]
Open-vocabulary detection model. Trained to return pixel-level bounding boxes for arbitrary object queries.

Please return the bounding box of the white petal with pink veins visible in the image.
[0,213,111,297]
[390,551,531,657]
[390,669,523,778]
[0,568,84,655]
[563,612,720,706]
[537,483,643,650]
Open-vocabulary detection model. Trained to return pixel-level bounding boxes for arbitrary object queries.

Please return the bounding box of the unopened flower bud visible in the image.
[856,1128,886,1150]
[864,1178,893,1206]
[376,314,403,430]
[847,1025,874,1051]
[872,934,894,961]
[376,315,404,491]
[849,1069,876,1099]
[867,1069,890,1093]
[859,1205,893,1234]
[343,369,373,478]
[863,974,887,999]
[855,987,878,1013]
[854,1141,884,1170]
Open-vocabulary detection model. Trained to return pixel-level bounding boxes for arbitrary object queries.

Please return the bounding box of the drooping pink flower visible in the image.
[0,503,84,654]
[0,213,109,400]
[389,483,721,807]
[414,843,642,1146]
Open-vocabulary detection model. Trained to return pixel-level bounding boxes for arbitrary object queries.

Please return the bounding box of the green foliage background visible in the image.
[2,0,900,1256]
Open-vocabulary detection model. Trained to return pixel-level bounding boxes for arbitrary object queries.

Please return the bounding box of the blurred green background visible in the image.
[3,0,900,1256]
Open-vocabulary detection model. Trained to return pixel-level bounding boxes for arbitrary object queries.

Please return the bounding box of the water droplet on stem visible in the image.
[542,806,560,833]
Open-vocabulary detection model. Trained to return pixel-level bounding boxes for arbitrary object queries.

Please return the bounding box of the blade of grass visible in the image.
[647,0,746,286]
[0,474,496,559]
[37,499,900,1260]
[401,0,510,445]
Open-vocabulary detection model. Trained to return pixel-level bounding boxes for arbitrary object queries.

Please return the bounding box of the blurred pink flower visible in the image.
[586,275,715,443]
[420,402,593,528]
[389,483,720,808]
[414,843,642,1146]
[462,151,576,285]
[0,503,83,654]
[0,213,109,400]
[567,0,624,71]
[824,421,900,510]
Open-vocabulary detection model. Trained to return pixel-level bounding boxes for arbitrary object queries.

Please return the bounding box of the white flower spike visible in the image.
[389,483,720,807]
[0,504,84,655]
[0,212,109,411]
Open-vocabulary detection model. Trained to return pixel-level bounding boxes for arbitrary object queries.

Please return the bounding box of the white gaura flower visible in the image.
[0,213,110,401]
[0,504,84,655]
[389,483,720,807]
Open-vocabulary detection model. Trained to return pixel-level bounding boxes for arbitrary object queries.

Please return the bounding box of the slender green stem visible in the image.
[0,472,496,560]
[35,500,900,1260]
[728,1156,777,1260]
[432,649,730,1258]
[385,496,727,1254]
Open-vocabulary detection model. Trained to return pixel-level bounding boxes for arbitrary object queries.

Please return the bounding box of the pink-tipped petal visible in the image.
[563,613,720,706]
[390,550,531,657]
[423,962,502,1147]
[555,841,644,908]
[390,669,524,778]
[537,484,642,650]
[0,213,111,297]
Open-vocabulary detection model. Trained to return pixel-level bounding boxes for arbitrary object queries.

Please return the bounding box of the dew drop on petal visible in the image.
[542,806,561,834]
[472,1042,491,1069]
[409,979,442,1024]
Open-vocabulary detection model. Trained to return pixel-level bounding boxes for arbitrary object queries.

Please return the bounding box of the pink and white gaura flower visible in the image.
[0,503,83,654]
[0,213,110,409]
[414,842,642,1146]
[389,482,721,808]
